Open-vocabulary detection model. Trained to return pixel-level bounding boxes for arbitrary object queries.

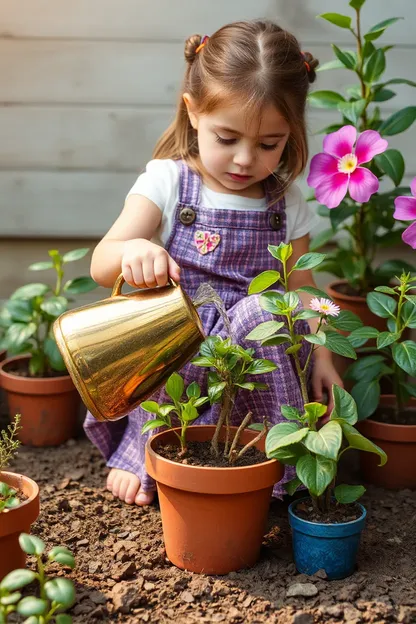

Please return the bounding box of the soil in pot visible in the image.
[293,499,362,524]
[158,440,266,467]
[0,355,81,447]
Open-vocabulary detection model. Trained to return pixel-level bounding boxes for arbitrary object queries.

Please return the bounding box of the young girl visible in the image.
[85,20,342,506]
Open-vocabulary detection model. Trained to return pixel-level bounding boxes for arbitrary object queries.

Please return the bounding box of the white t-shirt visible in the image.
[127,159,318,247]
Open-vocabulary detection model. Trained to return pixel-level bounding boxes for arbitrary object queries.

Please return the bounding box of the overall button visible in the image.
[269,213,282,231]
[179,207,196,225]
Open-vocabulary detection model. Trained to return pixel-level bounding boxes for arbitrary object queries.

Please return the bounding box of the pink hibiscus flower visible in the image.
[307,125,388,209]
[393,177,416,249]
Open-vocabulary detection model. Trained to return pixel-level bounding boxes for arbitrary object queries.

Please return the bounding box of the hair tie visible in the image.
[196,35,209,54]
[301,51,311,73]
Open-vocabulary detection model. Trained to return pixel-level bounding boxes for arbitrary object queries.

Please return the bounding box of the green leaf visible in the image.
[18,534,45,556]
[375,286,397,295]
[5,300,33,323]
[363,49,386,83]
[272,444,307,466]
[22,617,40,624]
[379,107,416,136]
[329,202,358,229]
[364,17,402,41]
[281,405,302,421]
[345,354,386,382]
[44,578,75,609]
[305,331,326,346]
[261,334,291,346]
[40,296,68,317]
[44,336,66,372]
[334,484,365,504]
[181,403,199,422]
[352,380,381,420]
[5,496,20,509]
[246,320,285,341]
[392,341,416,376]
[338,99,367,125]
[348,326,380,348]
[5,323,37,348]
[265,423,308,455]
[316,59,346,72]
[186,381,201,399]
[310,228,334,251]
[308,90,346,109]
[208,381,227,403]
[0,591,21,605]
[48,546,74,559]
[376,259,415,280]
[382,78,416,89]
[341,423,387,466]
[304,402,327,425]
[248,270,280,295]
[331,45,356,70]
[377,331,400,349]
[56,615,73,624]
[374,149,405,186]
[284,477,302,496]
[349,0,366,9]
[17,597,48,617]
[331,384,358,425]
[329,310,363,332]
[367,292,397,318]
[0,482,13,496]
[140,400,160,414]
[297,286,329,299]
[11,283,49,300]
[52,553,76,569]
[141,419,167,435]
[325,331,357,359]
[296,455,337,497]
[373,88,396,102]
[305,420,343,460]
[402,301,416,328]
[63,277,97,294]
[293,309,321,321]
[62,248,90,263]
[292,252,326,272]
[286,344,303,355]
[283,291,300,310]
[28,261,54,271]
[0,569,36,591]
[191,356,215,367]
[319,13,352,29]
[246,358,277,375]
[401,382,416,399]
[267,242,292,262]
[165,372,184,402]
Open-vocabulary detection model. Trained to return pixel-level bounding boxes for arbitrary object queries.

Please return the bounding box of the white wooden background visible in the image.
[0,0,415,238]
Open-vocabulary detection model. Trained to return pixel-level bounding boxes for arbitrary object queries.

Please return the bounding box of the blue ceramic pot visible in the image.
[288,498,367,580]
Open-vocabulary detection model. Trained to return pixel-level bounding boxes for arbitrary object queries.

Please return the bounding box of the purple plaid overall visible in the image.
[84,161,309,498]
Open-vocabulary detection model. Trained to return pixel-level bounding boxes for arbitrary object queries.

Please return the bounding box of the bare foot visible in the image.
[106,468,155,506]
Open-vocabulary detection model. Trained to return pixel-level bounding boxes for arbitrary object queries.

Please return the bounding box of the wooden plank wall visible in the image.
[0,0,415,237]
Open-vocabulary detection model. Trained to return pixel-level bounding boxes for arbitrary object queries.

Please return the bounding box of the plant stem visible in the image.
[227,411,252,462]
[211,388,234,456]
[233,419,268,463]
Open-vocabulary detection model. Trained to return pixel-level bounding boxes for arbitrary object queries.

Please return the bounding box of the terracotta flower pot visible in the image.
[358,396,416,489]
[0,349,6,363]
[0,355,81,447]
[145,425,283,575]
[327,280,388,333]
[0,471,40,580]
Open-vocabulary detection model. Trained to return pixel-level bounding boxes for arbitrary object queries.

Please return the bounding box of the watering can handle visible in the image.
[111,274,178,297]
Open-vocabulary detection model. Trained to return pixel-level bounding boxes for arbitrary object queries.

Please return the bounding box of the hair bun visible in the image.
[302,51,319,84]
[184,34,202,65]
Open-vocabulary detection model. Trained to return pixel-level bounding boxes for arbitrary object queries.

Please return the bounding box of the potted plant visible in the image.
[307,0,416,327]
[0,249,97,446]
[346,271,416,489]
[144,342,282,575]
[0,415,40,581]
[0,533,75,622]
[246,242,387,579]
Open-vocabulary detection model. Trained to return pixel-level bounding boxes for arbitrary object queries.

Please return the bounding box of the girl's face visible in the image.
[185,97,290,196]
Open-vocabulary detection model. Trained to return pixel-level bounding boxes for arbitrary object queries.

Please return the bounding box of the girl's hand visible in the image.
[312,351,343,422]
[122,238,181,288]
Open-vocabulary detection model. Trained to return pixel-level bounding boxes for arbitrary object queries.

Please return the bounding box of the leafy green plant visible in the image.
[246,242,361,405]
[192,335,277,461]
[0,415,21,513]
[0,249,97,376]
[0,534,75,623]
[262,385,386,513]
[346,272,416,420]
[308,0,416,293]
[141,375,208,453]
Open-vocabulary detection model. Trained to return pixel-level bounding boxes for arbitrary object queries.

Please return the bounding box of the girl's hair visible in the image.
[153,20,319,195]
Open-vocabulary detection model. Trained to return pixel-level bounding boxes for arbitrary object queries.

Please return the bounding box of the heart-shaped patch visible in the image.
[194,230,221,255]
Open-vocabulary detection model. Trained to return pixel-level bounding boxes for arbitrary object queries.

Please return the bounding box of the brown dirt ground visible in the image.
[4,427,415,624]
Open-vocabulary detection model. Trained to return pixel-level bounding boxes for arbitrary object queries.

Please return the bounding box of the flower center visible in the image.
[338,153,358,174]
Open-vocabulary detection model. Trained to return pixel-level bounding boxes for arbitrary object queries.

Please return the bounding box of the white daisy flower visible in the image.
[310,297,340,317]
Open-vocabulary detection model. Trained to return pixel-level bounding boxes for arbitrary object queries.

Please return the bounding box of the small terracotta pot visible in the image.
[0,471,40,580]
[145,425,283,575]
[0,349,6,363]
[358,396,416,489]
[0,355,80,446]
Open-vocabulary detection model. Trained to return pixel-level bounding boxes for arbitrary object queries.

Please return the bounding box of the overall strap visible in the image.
[177,160,202,208]
[264,175,286,213]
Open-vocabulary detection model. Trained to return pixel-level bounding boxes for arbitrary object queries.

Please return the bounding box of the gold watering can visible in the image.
[53,275,205,422]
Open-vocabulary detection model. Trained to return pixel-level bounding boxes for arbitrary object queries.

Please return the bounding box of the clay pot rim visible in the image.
[0,354,70,382]
[0,470,39,508]
[327,280,366,304]
[358,395,416,442]
[289,496,367,529]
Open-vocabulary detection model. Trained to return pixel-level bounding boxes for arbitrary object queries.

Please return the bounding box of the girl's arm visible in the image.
[90,195,180,289]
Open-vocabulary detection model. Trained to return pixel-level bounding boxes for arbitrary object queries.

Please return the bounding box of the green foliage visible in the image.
[347,273,416,419]
[311,3,416,294]
[266,385,386,513]
[0,249,97,376]
[0,535,75,623]
[0,415,22,513]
